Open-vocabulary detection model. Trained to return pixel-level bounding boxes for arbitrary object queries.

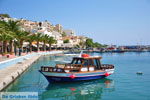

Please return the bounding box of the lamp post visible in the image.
[13,38,17,56]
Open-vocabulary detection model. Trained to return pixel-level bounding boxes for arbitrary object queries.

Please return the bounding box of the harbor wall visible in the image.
[0,51,63,91]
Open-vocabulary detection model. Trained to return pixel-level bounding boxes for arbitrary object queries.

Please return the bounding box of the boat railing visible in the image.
[41,64,114,73]
[56,63,82,70]
[64,64,81,70]
[56,64,66,69]
[41,63,82,72]
[41,66,65,73]
[101,64,114,69]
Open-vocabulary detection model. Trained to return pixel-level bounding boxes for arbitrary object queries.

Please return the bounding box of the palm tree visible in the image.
[0,33,13,54]
[34,33,42,52]
[0,20,14,54]
[41,34,49,51]
[4,20,20,53]
[7,20,20,32]
[15,31,30,50]
[26,34,36,52]
[47,37,56,51]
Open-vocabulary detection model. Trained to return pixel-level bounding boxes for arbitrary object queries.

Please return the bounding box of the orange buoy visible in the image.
[81,54,90,58]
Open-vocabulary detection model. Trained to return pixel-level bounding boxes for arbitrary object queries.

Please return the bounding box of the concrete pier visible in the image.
[0,50,63,91]
[0,55,41,91]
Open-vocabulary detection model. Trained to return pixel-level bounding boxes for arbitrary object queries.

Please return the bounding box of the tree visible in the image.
[0,14,10,18]
[93,42,102,48]
[0,20,14,54]
[47,37,56,51]
[41,34,49,51]
[34,33,42,52]
[26,34,36,52]
[63,39,69,43]
[6,20,20,33]
[0,33,13,54]
[62,32,67,37]
[15,31,30,49]
[5,20,20,53]
[85,38,93,48]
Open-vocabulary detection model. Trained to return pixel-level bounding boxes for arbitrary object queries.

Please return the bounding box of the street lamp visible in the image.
[13,38,17,56]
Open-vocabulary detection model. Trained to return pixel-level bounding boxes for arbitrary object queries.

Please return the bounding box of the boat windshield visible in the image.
[83,59,93,66]
[93,59,101,69]
[71,59,82,64]
[71,58,102,69]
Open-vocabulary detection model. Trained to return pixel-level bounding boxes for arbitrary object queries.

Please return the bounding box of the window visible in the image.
[83,60,88,66]
[94,59,101,69]
[88,59,93,66]
[71,59,82,64]
[93,59,97,67]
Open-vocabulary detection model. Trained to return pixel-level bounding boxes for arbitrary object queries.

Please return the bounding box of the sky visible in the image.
[0,0,150,45]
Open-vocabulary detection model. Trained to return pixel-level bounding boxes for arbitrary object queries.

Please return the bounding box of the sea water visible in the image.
[3,52,150,100]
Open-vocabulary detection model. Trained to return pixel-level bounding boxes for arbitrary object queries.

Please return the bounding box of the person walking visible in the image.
[19,48,22,56]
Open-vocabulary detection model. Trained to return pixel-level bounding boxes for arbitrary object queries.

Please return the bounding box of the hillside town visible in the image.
[0,14,150,57]
[0,14,87,50]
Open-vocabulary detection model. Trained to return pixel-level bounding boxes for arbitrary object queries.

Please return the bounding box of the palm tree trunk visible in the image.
[19,40,23,56]
[43,42,46,51]
[49,44,51,51]
[29,42,32,52]
[37,41,39,52]
[3,41,7,54]
[20,41,23,50]
[9,40,14,54]
[14,43,17,56]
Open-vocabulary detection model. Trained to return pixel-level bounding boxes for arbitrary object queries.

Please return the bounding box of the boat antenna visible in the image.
[79,50,84,57]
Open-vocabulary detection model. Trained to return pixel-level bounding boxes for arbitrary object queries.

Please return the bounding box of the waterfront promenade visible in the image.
[0,51,63,91]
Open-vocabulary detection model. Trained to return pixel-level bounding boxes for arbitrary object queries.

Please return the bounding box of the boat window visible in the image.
[83,59,93,66]
[76,59,82,64]
[71,59,75,64]
[71,59,82,64]
[88,59,93,66]
[93,59,97,67]
[83,60,88,66]
[94,59,101,69]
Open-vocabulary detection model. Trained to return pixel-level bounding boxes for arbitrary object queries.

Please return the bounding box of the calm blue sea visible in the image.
[3,52,150,100]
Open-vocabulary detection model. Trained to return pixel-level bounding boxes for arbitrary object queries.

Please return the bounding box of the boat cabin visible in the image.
[69,56,102,71]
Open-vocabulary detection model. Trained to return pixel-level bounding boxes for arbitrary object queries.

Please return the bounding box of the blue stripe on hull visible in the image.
[44,75,106,82]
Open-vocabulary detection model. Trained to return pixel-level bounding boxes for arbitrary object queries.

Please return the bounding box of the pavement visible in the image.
[0,50,63,91]
[0,55,41,91]
[0,52,30,62]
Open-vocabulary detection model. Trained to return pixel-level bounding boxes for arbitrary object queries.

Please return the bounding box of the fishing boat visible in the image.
[39,54,115,82]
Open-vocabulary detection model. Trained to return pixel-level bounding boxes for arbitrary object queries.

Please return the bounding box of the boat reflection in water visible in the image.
[40,78,115,100]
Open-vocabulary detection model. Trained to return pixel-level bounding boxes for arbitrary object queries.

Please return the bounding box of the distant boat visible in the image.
[112,49,125,53]
[39,54,115,82]
[64,50,84,56]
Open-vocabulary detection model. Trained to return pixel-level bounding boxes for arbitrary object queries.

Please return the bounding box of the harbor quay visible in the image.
[0,51,63,91]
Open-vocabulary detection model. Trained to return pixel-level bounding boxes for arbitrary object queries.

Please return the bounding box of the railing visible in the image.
[64,64,81,71]
[41,66,65,72]
[41,64,82,73]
